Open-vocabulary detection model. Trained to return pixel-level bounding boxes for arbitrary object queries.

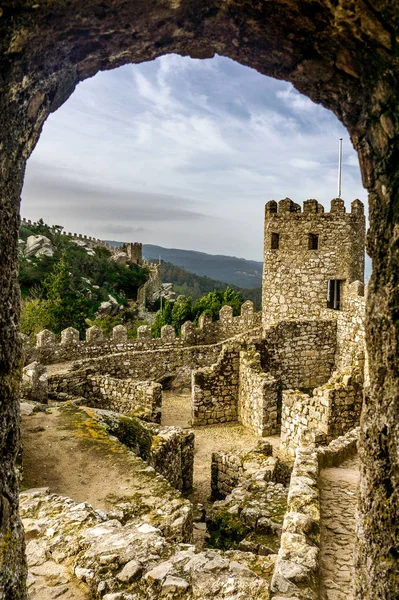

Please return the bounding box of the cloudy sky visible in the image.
[22,54,367,261]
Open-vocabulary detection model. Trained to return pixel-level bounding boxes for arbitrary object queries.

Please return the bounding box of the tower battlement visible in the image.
[262,197,365,326]
[265,197,364,216]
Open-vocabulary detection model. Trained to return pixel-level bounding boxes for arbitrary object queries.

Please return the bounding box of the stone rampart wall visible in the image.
[74,343,223,387]
[270,446,320,600]
[192,343,240,425]
[83,407,194,493]
[24,301,261,366]
[238,344,279,436]
[49,369,162,423]
[263,319,337,390]
[89,375,162,423]
[280,368,363,456]
[270,430,359,599]
[317,427,359,469]
[137,263,161,305]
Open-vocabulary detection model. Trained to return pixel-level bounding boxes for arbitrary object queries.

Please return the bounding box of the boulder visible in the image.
[96,295,119,318]
[111,252,128,265]
[25,235,54,258]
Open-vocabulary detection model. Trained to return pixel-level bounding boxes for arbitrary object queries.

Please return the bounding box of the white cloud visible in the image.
[290,158,321,169]
[22,55,366,260]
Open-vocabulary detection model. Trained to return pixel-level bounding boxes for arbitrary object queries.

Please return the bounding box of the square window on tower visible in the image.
[327,280,342,310]
[271,232,280,250]
[308,233,319,250]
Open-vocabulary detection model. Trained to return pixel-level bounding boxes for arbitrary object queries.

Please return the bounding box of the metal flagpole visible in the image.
[338,138,343,198]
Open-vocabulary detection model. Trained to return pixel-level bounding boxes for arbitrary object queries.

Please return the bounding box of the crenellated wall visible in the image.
[21,217,115,251]
[24,301,262,366]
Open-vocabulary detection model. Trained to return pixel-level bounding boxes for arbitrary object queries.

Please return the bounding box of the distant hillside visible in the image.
[154,260,262,309]
[106,242,263,289]
[144,245,263,289]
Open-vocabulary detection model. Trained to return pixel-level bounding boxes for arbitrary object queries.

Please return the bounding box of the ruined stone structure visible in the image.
[17,196,368,599]
[1,3,399,598]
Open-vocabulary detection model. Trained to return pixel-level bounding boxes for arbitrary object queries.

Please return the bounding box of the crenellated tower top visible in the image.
[262,197,365,327]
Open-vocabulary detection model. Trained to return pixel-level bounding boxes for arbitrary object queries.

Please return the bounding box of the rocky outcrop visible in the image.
[24,235,54,258]
[21,488,273,600]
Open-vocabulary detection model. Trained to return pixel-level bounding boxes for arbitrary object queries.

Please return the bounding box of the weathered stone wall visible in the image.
[192,342,239,425]
[209,442,288,555]
[238,344,280,436]
[137,263,162,306]
[84,407,194,493]
[270,446,320,600]
[49,369,162,423]
[280,369,363,456]
[20,362,47,404]
[317,427,359,469]
[262,198,365,328]
[334,281,366,371]
[73,343,223,388]
[24,302,262,366]
[211,442,274,500]
[263,319,337,390]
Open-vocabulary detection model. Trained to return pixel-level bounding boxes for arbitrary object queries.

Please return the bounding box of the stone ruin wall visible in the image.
[87,407,194,494]
[49,370,162,423]
[238,343,280,436]
[191,343,240,425]
[211,443,275,500]
[137,263,162,305]
[24,301,261,366]
[191,318,338,436]
[280,368,364,456]
[262,198,365,328]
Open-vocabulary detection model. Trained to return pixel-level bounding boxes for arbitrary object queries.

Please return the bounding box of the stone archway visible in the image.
[1,2,398,598]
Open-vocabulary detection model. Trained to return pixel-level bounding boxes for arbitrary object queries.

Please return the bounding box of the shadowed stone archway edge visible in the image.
[1,1,398,598]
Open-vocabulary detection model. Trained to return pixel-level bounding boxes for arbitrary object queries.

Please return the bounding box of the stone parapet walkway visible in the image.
[319,456,359,600]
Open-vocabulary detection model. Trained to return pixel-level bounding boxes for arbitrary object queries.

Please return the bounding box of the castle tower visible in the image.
[126,242,143,265]
[262,197,365,327]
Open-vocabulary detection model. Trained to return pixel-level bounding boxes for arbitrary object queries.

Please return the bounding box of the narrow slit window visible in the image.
[308,233,319,250]
[327,280,341,310]
[271,232,280,250]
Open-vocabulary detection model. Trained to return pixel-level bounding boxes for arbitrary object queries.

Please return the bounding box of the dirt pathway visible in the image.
[162,391,280,507]
[22,404,182,514]
[319,456,360,600]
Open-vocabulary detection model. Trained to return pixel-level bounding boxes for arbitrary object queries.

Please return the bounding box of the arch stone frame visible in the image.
[0,1,398,597]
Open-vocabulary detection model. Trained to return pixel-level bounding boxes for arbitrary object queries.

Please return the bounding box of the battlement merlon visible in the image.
[265,197,364,218]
